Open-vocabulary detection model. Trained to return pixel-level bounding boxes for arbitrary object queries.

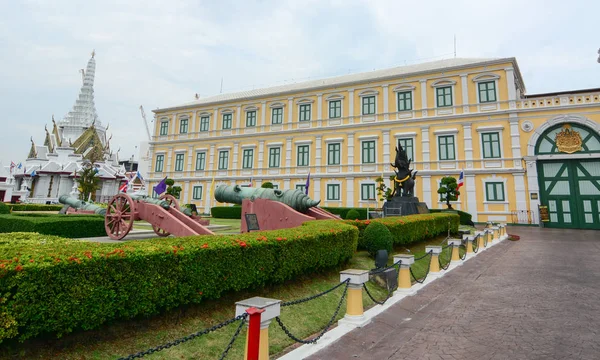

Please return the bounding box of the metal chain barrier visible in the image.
[275,280,349,344]
[439,244,451,270]
[410,250,433,284]
[218,315,247,360]
[363,282,395,305]
[459,244,467,260]
[119,313,248,360]
[281,279,349,307]
[484,233,489,247]
[472,236,479,253]
[370,258,403,275]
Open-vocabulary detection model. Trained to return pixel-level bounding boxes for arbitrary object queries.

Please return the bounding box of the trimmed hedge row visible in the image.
[0,203,9,215]
[428,209,473,225]
[7,204,64,212]
[321,207,369,220]
[211,206,242,219]
[344,213,459,249]
[0,220,358,342]
[0,214,105,238]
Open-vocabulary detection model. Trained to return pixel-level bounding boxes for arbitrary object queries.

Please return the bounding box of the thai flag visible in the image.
[10,161,16,170]
[457,170,464,190]
[119,178,128,193]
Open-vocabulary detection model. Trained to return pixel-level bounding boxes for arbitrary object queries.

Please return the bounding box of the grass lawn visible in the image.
[0,224,468,359]
[132,218,241,234]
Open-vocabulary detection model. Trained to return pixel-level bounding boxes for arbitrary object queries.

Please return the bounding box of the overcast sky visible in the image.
[0,0,598,168]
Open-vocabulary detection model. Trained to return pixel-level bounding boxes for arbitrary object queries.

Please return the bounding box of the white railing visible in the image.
[518,92,600,109]
[26,197,59,204]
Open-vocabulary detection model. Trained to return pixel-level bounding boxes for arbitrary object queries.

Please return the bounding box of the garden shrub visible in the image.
[345,212,459,249]
[322,207,368,220]
[8,204,64,212]
[0,214,105,238]
[211,206,242,219]
[428,209,473,225]
[345,209,361,220]
[0,220,358,342]
[0,203,9,215]
[363,222,393,257]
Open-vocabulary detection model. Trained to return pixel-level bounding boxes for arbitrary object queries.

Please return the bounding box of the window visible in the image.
[397,138,414,162]
[242,149,254,169]
[155,154,164,172]
[272,184,279,189]
[174,153,185,172]
[159,121,168,136]
[299,104,311,122]
[478,81,497,103]
[362,96,375,115]
[192,186,203,200]
[268,147,280,168]
[200,116,210,132]
[486,182,505,201]
[329,100,341,118]
[397,91,412,111]
[328,143,341,165]
[482,132,501,158]
[222,114,232,129]
[195,152,206,170]
[361,184,376,200]
[271,108,283,124]
[296,184,306,192]
[362,140,376,164]
[436,86,453,107]
[438,135,455,160]
[327,184,340,200]
[297,145,309,166]
[246,111,256,127]
[218,151,229,170]
[179,118,188,134]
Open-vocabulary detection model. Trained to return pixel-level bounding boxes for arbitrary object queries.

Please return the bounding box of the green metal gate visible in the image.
[538,160,600,229]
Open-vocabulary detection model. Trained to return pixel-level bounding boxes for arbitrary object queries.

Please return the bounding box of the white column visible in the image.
[421,175,432,208]
[258,140,265,175]
[421,126,430,170]
[166,147,173,171]
[315,136,322,173]
[506,67,517,109]
[313,178,321,202]
[187,145,194,173]
[524,156,540,224]
[260,101,267,129]
[347,132,355,172]
[509,114,522,168]
[183,181,189,203]
[191,111,197,134]
[287,98,293,130]
[463,123,473,169]
[235,105,241,134]
[171,114,177,135]
[513,173,528,215]
[420,80,428,117]
[382,130,390,173]
[285,137,292,174]
[316,93,323,128]
[346,177,354,207]
[382,84,389,120]
[232,142,239,176]
[208,144,215,172]
[284,179,290,190]
[203,179,211,214]
[465,174,477,222]
[213,110,219,132]
[461,74,469,113]
[348,90,354,124]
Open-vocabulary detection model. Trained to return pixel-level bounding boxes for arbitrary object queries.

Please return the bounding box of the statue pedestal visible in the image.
[383,196,429,217]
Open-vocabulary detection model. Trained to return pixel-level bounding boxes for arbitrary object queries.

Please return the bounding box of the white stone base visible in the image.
[394,287,417,297]
[338,314,371,328]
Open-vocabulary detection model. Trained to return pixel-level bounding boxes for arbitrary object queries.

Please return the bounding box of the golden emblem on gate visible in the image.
[555,125,583,154]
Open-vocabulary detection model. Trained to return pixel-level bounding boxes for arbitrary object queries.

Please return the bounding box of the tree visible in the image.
[77,160,101,201]
[376,175,395,202]
[437,176,460,209]
[165,178,182,199]
[261,182,274,189]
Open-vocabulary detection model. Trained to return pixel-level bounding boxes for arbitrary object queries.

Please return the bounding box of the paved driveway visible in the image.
[307,227,600,360]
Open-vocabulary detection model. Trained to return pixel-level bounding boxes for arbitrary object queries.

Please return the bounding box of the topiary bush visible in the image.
[0,220,358,342]
[322,207,368,220]
[0,214,105,238]
[428,209,473,225]
[362,221,393,257]
[211,206,242,219]
[345,209,360,220]
[0,203,9,215]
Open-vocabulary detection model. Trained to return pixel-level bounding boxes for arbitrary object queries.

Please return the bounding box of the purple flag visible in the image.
[305,171,310,195]
[154,177,167,195]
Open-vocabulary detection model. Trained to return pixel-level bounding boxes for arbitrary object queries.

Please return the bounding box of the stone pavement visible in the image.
[307,227,600,360]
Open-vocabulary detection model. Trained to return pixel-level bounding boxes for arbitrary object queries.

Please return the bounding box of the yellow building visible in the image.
[149,57,600,229]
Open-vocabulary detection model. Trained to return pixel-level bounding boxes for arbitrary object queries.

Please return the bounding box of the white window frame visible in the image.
[473,73,501,111]
[326,183,341,201]
[174,152,185,172]
[481,176,509,213]
[267,146,281,168]
[198,113,211,132]
[325,94,344,123]
[154,153,165,172]
[217,150,229,170]
[359,182,377,202]
[159,118,169,136]
[296,144,310,167]
[195,151,206,171]
[431,79,456,115]
[476,125,505,168]
[242,148,254,169]
[179,116,189,134]
[358,89,378,122]
[392,84,416,119]
[269,101,286,126]
[192,185,203,200]
[297,98,314,126]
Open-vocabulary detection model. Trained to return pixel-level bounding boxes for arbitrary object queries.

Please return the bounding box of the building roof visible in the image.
[524,88,600,98]
[156,57,520,112]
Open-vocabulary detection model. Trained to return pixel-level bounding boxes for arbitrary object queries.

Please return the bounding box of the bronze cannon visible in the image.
[59,195,107,216]
[214,185,320,213]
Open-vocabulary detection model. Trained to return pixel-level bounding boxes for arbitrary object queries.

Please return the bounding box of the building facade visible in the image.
[149,57,600,229]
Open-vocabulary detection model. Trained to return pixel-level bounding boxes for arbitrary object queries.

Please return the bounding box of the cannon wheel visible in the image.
[152,194,180,237]
[105,194,134,240]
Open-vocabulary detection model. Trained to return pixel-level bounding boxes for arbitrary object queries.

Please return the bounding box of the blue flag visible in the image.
[305,171,310,195]
[136,170,144,181]
[30,169,37,177]
[154,177,167,195]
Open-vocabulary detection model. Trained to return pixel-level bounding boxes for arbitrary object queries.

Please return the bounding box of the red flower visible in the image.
[201,243,209,249]
[239,242,247,247]
[29,259,34,263]
[197,291,203,295]
[364,220,371,225]
[15,265,23,272]
[276,237,283,241]
[0,264,5,269]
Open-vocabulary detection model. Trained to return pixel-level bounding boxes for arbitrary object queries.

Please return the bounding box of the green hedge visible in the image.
[344,213,459,249]
[0,220,358,342]
[0,214,105,238]
[211,206,242,219]
[321,207,369,220]
[0,203,9,215]
[428,209,473,225]
[7,204,64,212]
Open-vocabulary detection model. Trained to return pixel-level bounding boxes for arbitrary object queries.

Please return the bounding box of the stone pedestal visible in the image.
[383,196,429,217]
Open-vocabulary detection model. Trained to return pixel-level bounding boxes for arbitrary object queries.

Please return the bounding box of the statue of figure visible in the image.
[390,144,418,197]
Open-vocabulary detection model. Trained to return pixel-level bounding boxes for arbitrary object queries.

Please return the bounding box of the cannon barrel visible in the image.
[59,195,106,216]
[129,194,193,216]
[214,185,320,213]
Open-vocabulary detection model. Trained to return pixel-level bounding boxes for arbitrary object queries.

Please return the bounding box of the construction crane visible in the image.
[139,105,152,141]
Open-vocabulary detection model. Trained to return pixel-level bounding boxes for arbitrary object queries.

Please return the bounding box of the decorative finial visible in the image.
[91,49,95,58]
[52,114,55,123]
[45,124,48,133]
[30,136,34,144]
[195,93,199,100]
